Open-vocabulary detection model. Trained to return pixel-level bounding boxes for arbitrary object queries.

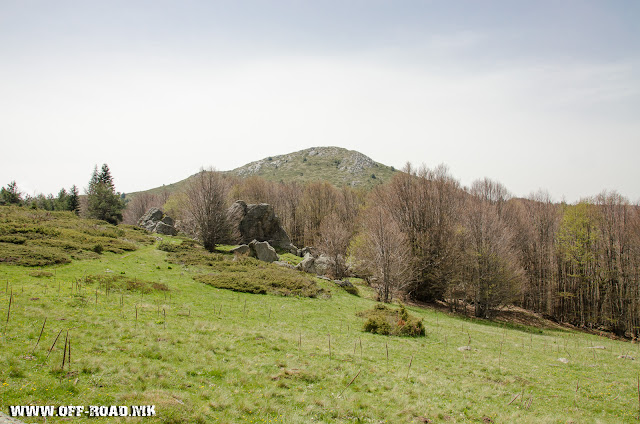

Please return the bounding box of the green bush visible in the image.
[358,304,425,337]
[83,274,169,294]
[188,251,326,298]
[92,244,104,254]
[342,284,359,296]
[157,241,180,252]
[0,235,27,244]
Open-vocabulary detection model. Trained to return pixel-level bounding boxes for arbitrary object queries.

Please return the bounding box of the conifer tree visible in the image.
[0,181,23,205]
[86,164,124,224]
[67,185,80,215]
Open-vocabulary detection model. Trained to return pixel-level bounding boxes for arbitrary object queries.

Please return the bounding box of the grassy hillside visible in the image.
[227,146,396,187]
[1,209,639,423]
[126,146,397,201]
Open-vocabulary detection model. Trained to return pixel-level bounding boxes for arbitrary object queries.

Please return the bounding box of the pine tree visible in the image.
[55,188,68,211]
[0,181,23,205]
[86,164,124,224]
[67,185,80,215]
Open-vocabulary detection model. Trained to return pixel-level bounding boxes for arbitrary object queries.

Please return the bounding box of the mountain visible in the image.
[227,146,396,187]
[127,147,397,199]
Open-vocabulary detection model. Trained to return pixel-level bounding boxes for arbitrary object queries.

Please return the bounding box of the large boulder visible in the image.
[295,252,333,276]
[296,253,317,273]
[228,201,293,249]
[138,208,177,236]
[248,240,279,263]
[231,241,280,263]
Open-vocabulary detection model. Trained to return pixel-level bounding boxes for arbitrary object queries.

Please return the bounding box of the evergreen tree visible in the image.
[55,188,68,211]
[0,181,23,205]
[67,185,80,215]
[86,164,124,224]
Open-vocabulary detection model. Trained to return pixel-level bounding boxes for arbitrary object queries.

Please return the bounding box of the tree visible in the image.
[122,192,161,225]
[383,163,464,302]
[353,205,412,303]
[86,164,125,224]
[184,168,233,251]
[462,192,523,318]
[0,181,23,205]
[67,185,80,215]
[55,188,68,211]
[317,212,352,279]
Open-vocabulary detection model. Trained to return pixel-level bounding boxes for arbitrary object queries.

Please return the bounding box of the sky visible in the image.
[1,0,639,203]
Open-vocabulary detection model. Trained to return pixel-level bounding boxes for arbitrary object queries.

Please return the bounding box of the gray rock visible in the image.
[231,245,251,255]
[296,253,317,273]
[155,221,177,236]
[618,355,635,360]
[334,279,354,288]
[299,246,317,257]
[138,207,177,236]
[288,244,300,255]
[248,240,279,263]
[314,254,334,276]
[228,201,293,249]
[558,357,569,364]
[294,253,333,277]
[273,261,295,270]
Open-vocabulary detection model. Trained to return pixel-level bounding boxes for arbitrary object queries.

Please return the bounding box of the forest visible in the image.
[122,163,640,339]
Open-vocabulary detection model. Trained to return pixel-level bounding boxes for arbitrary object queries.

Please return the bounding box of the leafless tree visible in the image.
[462,191,523,318]
[123,193,162,225]
[382,163,464,302]
[317,211,352,279]
[353,205,412,303]
[184,168,233,251]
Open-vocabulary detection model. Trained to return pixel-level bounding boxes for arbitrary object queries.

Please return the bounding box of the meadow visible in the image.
[1,210,639,423]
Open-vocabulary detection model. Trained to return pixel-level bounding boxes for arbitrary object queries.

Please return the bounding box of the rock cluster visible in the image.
[295,252,333,276]
[227,201,294,250]
[138,208,177,236]
[231,240,279,263]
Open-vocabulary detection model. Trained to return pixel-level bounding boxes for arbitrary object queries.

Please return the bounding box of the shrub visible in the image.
[342,284,359,296]
[92,244,104,254]
[157,241,180,252]
[83,274,169,294]
[358,304,425,337]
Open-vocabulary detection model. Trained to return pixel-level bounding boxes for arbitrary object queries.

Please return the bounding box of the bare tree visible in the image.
[353,205,412,303]
[184,168,233,251]
[462,192,523,318]
[123,192,162,225]
[299,181,339,246]
[317,211,352,279]
[382,163,464,302]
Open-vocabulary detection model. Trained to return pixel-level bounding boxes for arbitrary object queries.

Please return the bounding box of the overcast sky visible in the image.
[1,1,638,202]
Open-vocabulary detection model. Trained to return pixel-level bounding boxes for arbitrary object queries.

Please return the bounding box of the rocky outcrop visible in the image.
[138,208,177,236]
[231,240,279,263]
[228,201,293,249]
[295,252,333,276]
[249,240,279,263]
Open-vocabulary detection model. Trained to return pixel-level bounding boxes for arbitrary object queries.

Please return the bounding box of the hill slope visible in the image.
[227,146,396,187]
[126,147,397,200]
[1,208,639,423]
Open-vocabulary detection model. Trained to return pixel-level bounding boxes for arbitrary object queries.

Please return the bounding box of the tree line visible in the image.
[4,162,639,338]
[1,164,123,224]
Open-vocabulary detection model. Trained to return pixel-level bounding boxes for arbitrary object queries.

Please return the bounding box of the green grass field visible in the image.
[1,211,639,423]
